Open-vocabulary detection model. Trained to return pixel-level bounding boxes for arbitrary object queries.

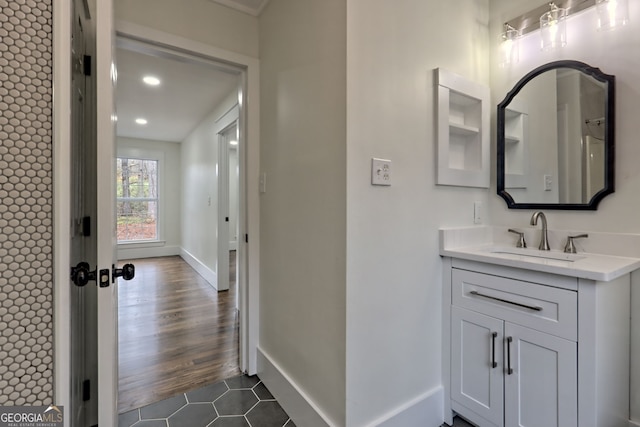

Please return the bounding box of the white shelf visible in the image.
[436,68,489,188]
[449,122,480,137]
[505,134,520,143]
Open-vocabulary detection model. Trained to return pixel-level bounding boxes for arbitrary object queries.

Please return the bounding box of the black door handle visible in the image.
[71,262,96,287]
[112,263,135,283]
[71,262,111,287]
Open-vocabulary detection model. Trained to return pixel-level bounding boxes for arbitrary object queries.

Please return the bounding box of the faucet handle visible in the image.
[564,234,588,254]
[508,228,527,248]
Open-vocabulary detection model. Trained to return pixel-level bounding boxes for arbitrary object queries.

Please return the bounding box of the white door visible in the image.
[217,122,238,292]
[94,0,119,424]
[451,306,504,427]
[504,323,577,427]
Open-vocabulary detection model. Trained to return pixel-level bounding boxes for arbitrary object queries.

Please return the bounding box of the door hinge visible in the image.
[82,216,91,237]
[82,379,90,401]
[83,54,91,76]
[245,234,248,243]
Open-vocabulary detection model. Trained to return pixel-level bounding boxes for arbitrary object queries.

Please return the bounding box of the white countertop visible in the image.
[440,227,640,282]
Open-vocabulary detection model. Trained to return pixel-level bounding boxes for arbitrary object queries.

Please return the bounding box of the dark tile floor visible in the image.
[119,375,295,427]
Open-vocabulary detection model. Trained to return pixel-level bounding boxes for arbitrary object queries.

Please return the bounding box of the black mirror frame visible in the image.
[497,60,615,210]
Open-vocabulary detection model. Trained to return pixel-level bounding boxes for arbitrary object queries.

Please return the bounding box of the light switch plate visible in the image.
[371,158,392,186]
[259,172,267,193]
[474,201,482,224]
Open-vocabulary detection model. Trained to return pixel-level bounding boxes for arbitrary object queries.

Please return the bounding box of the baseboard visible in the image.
[257,347,335,427]
[366,386,443,427]
[180,249,218,290]
[117,244,180,260]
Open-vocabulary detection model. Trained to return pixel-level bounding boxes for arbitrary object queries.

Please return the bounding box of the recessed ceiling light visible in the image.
[135,118,148,125]
[143,76,161,86]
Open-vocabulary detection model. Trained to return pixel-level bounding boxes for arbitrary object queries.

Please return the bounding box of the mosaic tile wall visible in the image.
[0,0,54,406]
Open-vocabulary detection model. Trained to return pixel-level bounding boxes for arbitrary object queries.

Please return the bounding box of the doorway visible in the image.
[216,121,239,293]
[114,36,247,412]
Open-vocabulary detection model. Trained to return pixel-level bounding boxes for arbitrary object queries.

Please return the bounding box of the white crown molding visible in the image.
[209,0,269,17]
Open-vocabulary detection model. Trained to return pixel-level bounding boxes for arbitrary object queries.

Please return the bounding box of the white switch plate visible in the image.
[259,172,267,193]
[544,174,552,191]
[473,201,482,224]
[371,158,392,186]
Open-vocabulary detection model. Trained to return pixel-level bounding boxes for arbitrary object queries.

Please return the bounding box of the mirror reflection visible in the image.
[497,61,615,210]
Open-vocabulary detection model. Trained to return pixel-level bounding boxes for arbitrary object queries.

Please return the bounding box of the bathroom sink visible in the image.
[439,226,640,281]
[485,246,586,262]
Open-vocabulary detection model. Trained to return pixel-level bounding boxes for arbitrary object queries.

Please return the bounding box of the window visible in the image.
[116,158,159,242]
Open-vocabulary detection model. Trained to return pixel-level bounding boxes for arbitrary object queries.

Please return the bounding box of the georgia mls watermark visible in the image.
[0,406,64,427]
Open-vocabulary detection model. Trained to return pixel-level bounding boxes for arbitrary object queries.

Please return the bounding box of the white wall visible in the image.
[489,1,640,422]
[346,1,490,425]
[181,91,238,288]
[116,137,182,259]
[114,0,259,58]
[259,1,347,425]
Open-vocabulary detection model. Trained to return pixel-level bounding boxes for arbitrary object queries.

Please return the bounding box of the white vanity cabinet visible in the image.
[442,258,631,427]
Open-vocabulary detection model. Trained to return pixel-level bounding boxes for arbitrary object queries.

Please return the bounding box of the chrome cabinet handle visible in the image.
[469,290,543,312]
[507,336,513,375]
[491,332,498,368]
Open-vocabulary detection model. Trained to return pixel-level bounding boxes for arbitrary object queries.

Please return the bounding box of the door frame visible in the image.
[217,120,239,293]
[112,21,261,375]
[53,15,261,424]
[53,1,74,422]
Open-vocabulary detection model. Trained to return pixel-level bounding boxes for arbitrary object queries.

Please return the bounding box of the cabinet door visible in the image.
[504,323,577,427]
[452,306,504,427]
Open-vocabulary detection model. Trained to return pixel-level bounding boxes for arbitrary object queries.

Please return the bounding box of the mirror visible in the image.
[497,60,615,210]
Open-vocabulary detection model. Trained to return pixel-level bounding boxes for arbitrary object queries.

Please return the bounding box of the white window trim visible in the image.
[116,147,165,247]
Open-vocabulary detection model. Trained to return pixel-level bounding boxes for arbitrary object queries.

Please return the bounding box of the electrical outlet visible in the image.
[371,158,392,186]
[544,174,552,191]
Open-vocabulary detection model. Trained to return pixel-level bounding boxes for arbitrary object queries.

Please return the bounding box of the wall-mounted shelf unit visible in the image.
[436,68,490,188]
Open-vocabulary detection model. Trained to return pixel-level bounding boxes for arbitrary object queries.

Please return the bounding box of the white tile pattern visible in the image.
[0,0,54,406]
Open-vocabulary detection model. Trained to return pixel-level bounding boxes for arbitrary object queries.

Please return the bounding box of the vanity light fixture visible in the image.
[596,0,629,30]
[499,23,521,67]
[135,118,148,125]
[540,2,568,50]
[498,0,628,63]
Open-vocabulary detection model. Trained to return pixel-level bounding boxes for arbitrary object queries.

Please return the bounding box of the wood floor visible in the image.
[117,254,240,413]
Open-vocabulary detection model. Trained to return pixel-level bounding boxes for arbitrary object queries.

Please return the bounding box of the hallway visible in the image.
[118,255,240,413]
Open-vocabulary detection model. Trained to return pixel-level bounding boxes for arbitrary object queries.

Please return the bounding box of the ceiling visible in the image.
[115,47,240,143]
[208,0,270,16]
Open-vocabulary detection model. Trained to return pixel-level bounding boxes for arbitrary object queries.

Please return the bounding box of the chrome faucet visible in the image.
[530,211,550,251]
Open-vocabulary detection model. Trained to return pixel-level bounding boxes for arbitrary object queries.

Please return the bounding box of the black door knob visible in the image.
[70,262,96,287]
[112,263,135,283]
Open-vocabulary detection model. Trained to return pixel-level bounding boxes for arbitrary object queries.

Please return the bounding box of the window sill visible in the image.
[117,240,166,249]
